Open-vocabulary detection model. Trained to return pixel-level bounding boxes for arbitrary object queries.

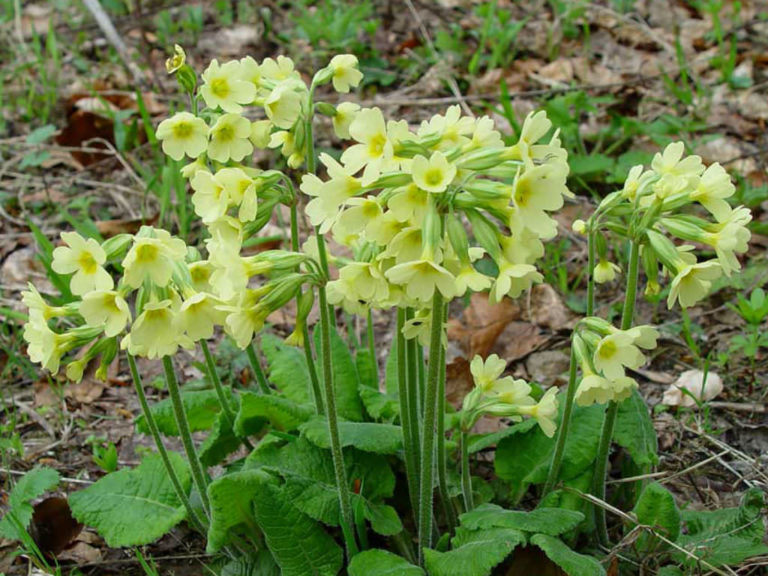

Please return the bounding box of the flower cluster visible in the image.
[571,317,658,406]
[461,354,559,437]
[22,226,315,377]
[578,142,751,309]
[310,106,572,325]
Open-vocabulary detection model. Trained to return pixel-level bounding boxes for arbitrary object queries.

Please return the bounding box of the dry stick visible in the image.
[80,0,144,88]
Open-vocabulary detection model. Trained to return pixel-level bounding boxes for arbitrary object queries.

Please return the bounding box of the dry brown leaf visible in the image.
[96,215,158,237]
[493,322,547,364]
[64,379,105,404]
[525,350,571,386]
[447,293,521,359]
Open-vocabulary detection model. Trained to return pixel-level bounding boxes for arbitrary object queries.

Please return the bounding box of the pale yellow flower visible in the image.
[260,55,300,82]
[593,260,621,284]
[200,59,256,113]
[689,163,735,222]
[52,232,113,296]
[576,372,636,407]
[667,261,722,309]
[470,354,507,392]
[165,44,186,74]
[79,290,131,337]
[180,292,226,341]
[221,289,269,348]
[122,230,187,288]
[157,112,209,161]
[411,151,456,194]
[333,101,360,139]
[517,387,559,437]
[329,54,363,93]
[593,332,645,380]
[385,259,456,303]
[207,113,253,162]
[264,82,304,129]
[190,170,228,223]
[125,299,188,359]
[341,107,396,184]
[24,314,72,374]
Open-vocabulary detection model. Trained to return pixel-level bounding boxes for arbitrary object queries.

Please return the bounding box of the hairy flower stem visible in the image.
[417,290,445,564]
[318,284,359,558]
[366,309,378,383]
[161,355,211,518]
[436,335,457,530]
[128,354,206,531]
[460,430,473,513]
[397,308,419,520]
[542,347,578,495]
[587,229,596,316]
[405,309,422,437]
[593,239,640,547]
[246,343,271,395]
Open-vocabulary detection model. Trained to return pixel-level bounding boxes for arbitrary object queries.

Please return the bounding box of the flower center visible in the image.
[210,77,230,99]
[172,121,193,139]
[78,251,98,274]
[368,134,386,157]
[515,180,532,207]
[424,168,444,187]
[136,243,159,263]
[215,124,235,142]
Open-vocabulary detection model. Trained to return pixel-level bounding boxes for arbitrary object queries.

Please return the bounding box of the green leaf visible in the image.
[26,124,57,145]
[458,503,585,536]
[136,388,230,436]
[356,347,378,389]
[300,416,402,454]
[633,482,681,543]
[424,527,525,576]
[69,453,190,547]
[468,419,537,454]
[199,411,242,467]
[677,487,768,567]
[569,153,615,177]
[315,327,364,421]
[0,467,60,539]
[495,398,604,498]
[348,549,423,576]
[261,333,311,403]
[359,385,399,421]
[253,482,343,576]
[235,391,314,434]
[530,534,606,576]
[364,502,403,536]
[207,469,271,553]
[614,389,658,468]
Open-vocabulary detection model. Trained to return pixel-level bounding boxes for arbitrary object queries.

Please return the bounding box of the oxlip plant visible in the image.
[6,46,766,576]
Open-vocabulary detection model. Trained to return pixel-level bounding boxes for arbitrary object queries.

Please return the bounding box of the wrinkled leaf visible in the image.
[425,527,525,576]
[348,549,423,576]
[261,333,311,403]
[530,534,606,576]
[235,392,314,434]
[458,503,584,536]
[300,416,402,454]
[0,467,60,540]
[614,389,658,468]
[69,453,190,547]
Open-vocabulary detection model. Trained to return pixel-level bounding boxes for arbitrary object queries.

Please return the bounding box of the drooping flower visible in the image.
[385,259,457,303]
[122,230,188,289]
[79,290,131,337]
[328,54,363,93]
[593,260,621,284]
[124,299,189,359]
[517,387,559,437]
[667,261,722,309]
[332,101,360,139]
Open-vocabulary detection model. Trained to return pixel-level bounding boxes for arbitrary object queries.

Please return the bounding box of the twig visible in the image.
[0,467,93,486]
[80,0,145,87]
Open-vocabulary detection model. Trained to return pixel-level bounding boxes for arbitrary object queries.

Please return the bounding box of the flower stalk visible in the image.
[397,308,419,520]
[128,354,206,531]
[593,239,640,547]
[417,290,445,563]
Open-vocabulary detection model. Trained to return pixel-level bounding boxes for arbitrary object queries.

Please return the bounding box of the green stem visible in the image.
[303,323,325,414]
[417,291,445,564]
[246,342,271,394]
[587,229,596,316]
[318,284,358,558]
[161,356,211,517]
[128,354,206,532]
[201,340,254,451]
[405,310,422,485]
[436,331,457,530]
[542,347,578,494]
[593,239,641,547]
[460,430,473,513]
[290,198,300,252]
[201,341,235,427]
[366,309,378,384]
[417,342,426,418]
[397,308,419,519]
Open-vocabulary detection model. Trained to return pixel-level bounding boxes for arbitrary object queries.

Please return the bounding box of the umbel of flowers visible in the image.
[19,45,751,567]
